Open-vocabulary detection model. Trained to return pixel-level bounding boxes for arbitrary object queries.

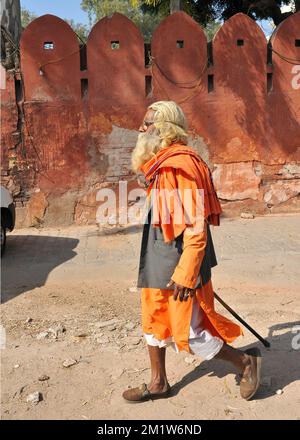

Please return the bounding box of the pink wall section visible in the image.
[1,12,300,227]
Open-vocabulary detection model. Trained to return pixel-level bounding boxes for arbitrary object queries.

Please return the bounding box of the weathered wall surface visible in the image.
[1,12,300,227]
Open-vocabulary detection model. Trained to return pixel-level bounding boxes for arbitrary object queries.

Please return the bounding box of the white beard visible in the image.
[131,131,162,173]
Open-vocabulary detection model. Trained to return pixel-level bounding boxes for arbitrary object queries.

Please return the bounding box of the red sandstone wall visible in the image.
[1,12,300,227]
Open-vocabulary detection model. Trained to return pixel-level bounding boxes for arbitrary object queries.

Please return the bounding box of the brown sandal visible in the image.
[122,383,171,403]
[240,347,262,400]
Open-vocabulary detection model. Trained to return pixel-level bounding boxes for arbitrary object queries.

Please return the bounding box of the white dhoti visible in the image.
[144,296,224,361]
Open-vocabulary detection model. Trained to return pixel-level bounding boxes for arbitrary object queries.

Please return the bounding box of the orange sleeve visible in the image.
[154,167,205,243]
[171,222,207,289]
[157,168,206,288]
[152,167,206,288]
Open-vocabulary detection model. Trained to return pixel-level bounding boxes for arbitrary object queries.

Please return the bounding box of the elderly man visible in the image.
[123,101,261,402]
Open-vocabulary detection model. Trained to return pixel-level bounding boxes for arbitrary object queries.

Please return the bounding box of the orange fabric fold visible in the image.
[140,144,222,243]
[171,222,207,289]
[142,281,243,353]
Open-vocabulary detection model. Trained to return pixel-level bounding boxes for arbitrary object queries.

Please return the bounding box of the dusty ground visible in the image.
[1,214,300,420]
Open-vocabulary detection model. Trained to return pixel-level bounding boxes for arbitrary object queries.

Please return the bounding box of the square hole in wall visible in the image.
[111,41,120,50]
[80,44,87,71]
[145,75,152,96]
[44,42,54,50]
[177,40,184,48]
[295,39,300,47]
[237,39,244,46]
[208,74,214,93]
[267,72,273,93]
[81,78,88,100]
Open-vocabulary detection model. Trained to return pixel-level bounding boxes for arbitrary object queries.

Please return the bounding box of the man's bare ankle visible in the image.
[149,378,169,390]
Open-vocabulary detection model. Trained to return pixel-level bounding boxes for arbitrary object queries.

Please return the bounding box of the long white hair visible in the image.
[149,100,188,149]
[131,101,188,173]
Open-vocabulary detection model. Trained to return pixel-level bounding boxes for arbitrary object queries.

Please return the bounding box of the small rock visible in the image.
[38,375,50,381]
[240,212,255,219]
[26,391,42,405]
[14,364,20,369]
[124,322,136,331]
[74,333,89,338]
[184,357,196,365]
[126,344,139,350]
[132,367,149,373]
[276,389,283,395]
[62,358,77,368]
[96,336,110,344]
[125,336,141,345]
[94,319,121,329]
[129,287,138,293]
[111,368,125,380]
[25,317,33,324]
[226,405,239,412]
[107,325,117,332]
[48,323,66,339]
[36,331,50,340]
[19,385,27,395]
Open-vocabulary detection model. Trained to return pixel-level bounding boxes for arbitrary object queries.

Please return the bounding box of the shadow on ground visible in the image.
[171,321,300,401]
[1,235,79,303]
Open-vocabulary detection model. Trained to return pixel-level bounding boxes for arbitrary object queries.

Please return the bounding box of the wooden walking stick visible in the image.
[214,291,271,348]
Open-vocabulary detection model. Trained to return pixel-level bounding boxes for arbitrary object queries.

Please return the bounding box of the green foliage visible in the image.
[21,8,38,28]
[137,0,297,26]
[21,8,89,43]
[80,0,223,39]
[80,0,166,41]
[204,20,222,40]
[64,19,90,43]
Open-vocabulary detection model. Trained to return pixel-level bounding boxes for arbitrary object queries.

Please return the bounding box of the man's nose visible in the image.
[139,124,145,132]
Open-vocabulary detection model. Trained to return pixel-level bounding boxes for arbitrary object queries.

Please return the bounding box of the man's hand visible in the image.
[166,280,196,302]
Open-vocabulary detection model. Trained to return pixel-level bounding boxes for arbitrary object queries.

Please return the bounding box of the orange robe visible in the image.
[140,145,243,352]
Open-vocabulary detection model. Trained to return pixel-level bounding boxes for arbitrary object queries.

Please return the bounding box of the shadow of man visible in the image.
[1,234,79,303]
[170,320,300,401]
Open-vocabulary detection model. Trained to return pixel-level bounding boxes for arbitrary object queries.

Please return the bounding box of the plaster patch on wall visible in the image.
[254,162,262,176]
[26,191,49,226]
[280,163,300,177]
[264,180,300,206]
[43,192,79,226]
[101,125,138,178]
[213,162,261,201]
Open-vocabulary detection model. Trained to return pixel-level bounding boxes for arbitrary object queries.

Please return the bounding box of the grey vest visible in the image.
[137,209,218,290]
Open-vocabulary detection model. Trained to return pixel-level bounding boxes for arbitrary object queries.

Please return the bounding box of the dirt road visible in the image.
[1,215,300,420]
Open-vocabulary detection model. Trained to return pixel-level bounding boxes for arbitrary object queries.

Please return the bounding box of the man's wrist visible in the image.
[171,269,197,289]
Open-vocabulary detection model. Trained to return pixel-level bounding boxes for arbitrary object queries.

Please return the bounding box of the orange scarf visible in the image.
[140,144,222,240]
